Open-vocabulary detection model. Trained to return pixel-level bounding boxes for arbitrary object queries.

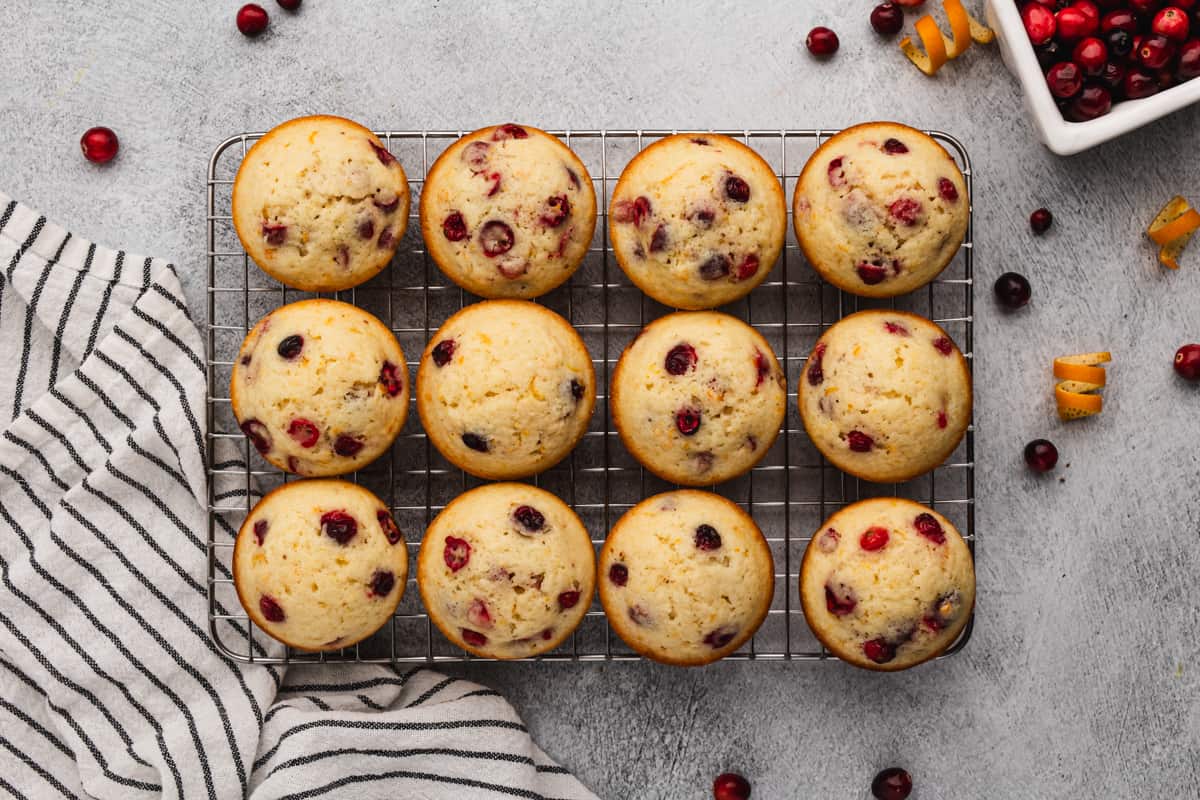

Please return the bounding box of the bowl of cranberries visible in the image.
[987,0,1200,154]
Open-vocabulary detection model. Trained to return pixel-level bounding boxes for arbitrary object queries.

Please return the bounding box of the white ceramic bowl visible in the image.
[987,0,1200,155]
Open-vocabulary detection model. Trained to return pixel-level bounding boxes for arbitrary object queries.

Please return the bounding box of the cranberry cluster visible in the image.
[1020,1,1200,121]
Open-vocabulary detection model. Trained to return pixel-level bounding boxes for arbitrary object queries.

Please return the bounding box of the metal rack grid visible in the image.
[205,128,976,665]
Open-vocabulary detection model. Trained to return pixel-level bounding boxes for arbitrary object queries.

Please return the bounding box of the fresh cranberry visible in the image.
[914,513,946,545]
[1106,28,1135,58]
[933,337,954,355]
[320,510,358,545]
[1123,67,1162,97]
[259,594,285,622]
[80,127,119,164]
[377,510,402,545]
[1174,343,1200,379]
[650,224,669,253]
[725,174,751,202]
[827,157,847,188]
[1068,85,1113,120]
[938,177,959,203]
[1023,2,1058,44]
[860,526,890,551]
[847,430,874,452]
[539,195,571,227]
[712,772,752,800]
[608,563,629,586]
[856,262,888,284]
[1036,39,1066,69]
[277,0,301,9]
[1101,9,1138,33]
[1046,62,1084,98]
[1057,6,1095,39]
[262,223,288,246]
[1178,38,1200,78]
[479,220,514,256]
[994,272,1032,308]
[1099,59,1128,86]
[807,343,826,386]
[871,3,904,35]
[1075,0,1102,27]
[432,338,456,367]
[240,419,271,454]
[676,407,702,435]
[806,26,840,56]
[379,361,403,396]
[276,334,303,359]
[882,138,909,155]
[442,212,468,241]
[444,537,471,571]
[863,637,896,664]
[236,4,269,36]
[889,197,922,226]
[513,505,545,533]
[699,253,731,281]
[871,767,913,800]
[492,123,528,140]
[1030,207,1054,234]
[287,418,320,448]
[369,570,395,598]
[253,519,268,546]
[1024,439,1059,472]
[461,629,488,647]
[461,432,488,452]
[694,524,722,551]
[1129,0,1163,14]
[557,591,581,610]
[333,435,363,457]
[703,627,738,648]
[884,321,910,336]
[1153,6,1191,39]
[1073,36,1109,73]
[1139,34,1177,68]
[825,584,857,616]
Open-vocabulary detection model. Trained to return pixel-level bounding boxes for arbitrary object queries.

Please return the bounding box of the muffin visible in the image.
[598,490,773,666]
[417,483,595,659]
[233,479,408,651]
[609,133,787,310]
[420,123,597,299]
[417,300,595,480]
[793,122,967,297]
[232,115,410,292]
[230,299,409,476]
[799,498,975,671]
[611,311,786,486]
[798,310,971,483]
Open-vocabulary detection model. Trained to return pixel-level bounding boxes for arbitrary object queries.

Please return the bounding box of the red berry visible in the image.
[806,26,840,56]
[871,767,914,800]
[1152,6,1191,40]
[994,272,1032,308]
[713,772,752,800]
[80,127,119,164]
[847,430,875,452]
[1139,34,1177,68]
[1024,439,1059,472]
[1129,0,1164,14]
[860,526,890,551]
[1045,61,1084,98]
[871,3,905,35]
[1099,59,1128,86]
[1056,7,1094,40]
[1123,67,1162,97]
[1023,2,1058,45]
[1101,9,1138,33]
[1174,344,1200,380]
[1068,84,1113,119]
[1030,207,1054,233]
[236,4,269,36]
[277,0,301,8]
[1179,39,1200,78]
[1073,36,1109,73]
[1074,1,1102,28]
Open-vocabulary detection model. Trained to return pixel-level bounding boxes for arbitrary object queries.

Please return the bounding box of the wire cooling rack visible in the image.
[205,128,976,665]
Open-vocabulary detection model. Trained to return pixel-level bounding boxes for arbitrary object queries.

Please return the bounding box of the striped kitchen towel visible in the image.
[0,192,597,800]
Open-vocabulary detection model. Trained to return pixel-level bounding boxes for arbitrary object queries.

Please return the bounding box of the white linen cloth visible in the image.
[0,192,597,800]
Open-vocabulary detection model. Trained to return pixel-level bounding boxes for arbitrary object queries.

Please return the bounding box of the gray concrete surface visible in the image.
[4,1,1200,797]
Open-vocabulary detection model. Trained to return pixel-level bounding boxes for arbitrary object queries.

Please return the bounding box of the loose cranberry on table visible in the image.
[994,272,1033,308]
[893,0,926,5]
[1030,207,1054,234]
[712,772,752,800]
[871,3,905,35]
[806,26,840,56]
[1174,343,1200,380]
[1024,439,1059,473]
[80,127,119,164]
[237,4,269,36]
[871,767,913,800]
[277,0,301,9]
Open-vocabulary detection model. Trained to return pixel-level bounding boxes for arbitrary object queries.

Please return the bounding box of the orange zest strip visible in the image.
[1148,196,1200,270]
[1053,361,1107,386]
[901,16,948,76]
[901,0,994,75]
[1054,352,1111,421]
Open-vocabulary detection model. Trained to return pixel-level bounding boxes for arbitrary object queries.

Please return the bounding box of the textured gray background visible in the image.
[3,1,1200,797]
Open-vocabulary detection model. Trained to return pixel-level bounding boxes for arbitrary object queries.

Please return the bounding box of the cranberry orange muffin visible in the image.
[234,479,408,651]
[417,483,595,659]
[798,310,971,483]
[609,133,787,310]
[611,311,786,486]
[598,490,773,666]
[230,299,409,476]
[800,498,974,671]
[793,122,967,297]
[416,300,595,480]
[232,115,410,292]
[421,123,597,299]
